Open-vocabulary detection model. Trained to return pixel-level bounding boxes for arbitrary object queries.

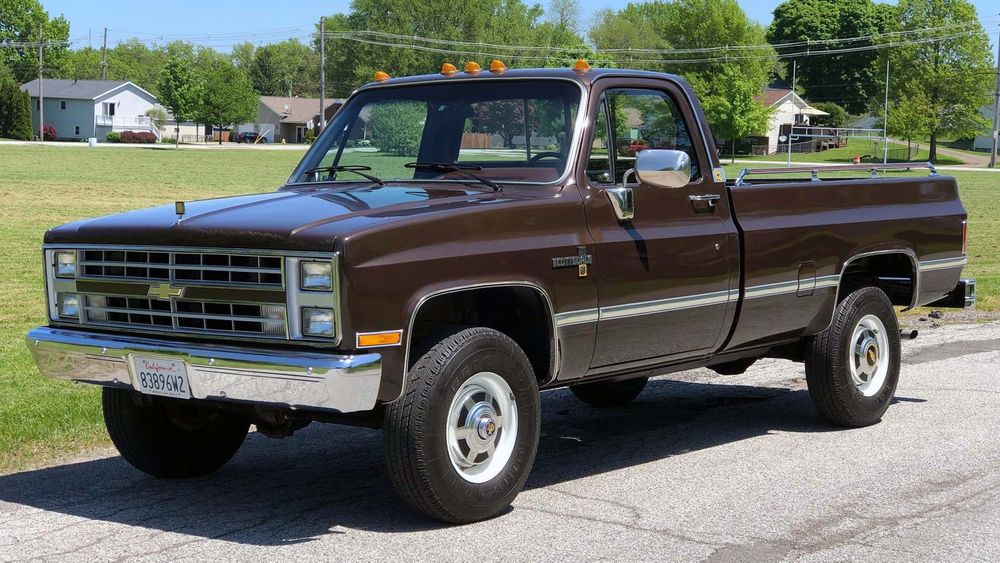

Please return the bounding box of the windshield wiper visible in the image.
[404,162,502,192]
[303,165,384,186]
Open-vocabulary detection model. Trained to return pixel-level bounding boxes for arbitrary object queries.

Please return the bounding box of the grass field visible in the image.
[0,144,996,472]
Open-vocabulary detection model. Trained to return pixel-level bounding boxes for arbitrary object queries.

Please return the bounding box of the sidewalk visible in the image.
[0,139,309,151]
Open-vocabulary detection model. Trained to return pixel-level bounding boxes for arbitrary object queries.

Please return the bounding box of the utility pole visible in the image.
[100,27,108,80]
[787,60,796,167]
[990,25,999,168]
[319,17,326,131]
[38,25,44,142]
[883,58,890,164]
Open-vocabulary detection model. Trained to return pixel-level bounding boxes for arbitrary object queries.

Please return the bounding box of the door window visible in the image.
[587,88,700,184]
[586,96,613,184]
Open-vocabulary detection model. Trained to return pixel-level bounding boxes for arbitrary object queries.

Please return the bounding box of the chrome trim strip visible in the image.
[555,308,599,327]
[599,288,736,321]
[43,243,334,258]
[918,256,968,272]
[26,327,380,413]
[743,274,841,300]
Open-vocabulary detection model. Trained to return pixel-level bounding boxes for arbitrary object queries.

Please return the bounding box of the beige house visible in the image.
[253,96,344,143]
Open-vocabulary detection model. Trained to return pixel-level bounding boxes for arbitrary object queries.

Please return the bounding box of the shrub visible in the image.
[105,131,122,143]
[368,101,426,156]
[120,130,157,143]
[7,89,33,140]
[42,124,57,141]
[304,129,316,144]
[160,136,177,144]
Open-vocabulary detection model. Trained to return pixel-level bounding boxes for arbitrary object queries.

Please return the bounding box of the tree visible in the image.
[810,102,850,128]
[888,0,993,161]
[0,0,71,82]
[239,40,318,97]
[144,106,167,130]
[368,101,427,155]
[887,90,934,158]
[158,54,202,148]
[197,60,258,145]
[700,67,773,162]
[768,0,896,114]
[547,0,582,33]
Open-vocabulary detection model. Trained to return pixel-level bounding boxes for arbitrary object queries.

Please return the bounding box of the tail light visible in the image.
[962,220,968,255]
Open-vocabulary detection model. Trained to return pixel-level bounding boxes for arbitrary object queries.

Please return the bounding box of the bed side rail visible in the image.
[734,162,938,187]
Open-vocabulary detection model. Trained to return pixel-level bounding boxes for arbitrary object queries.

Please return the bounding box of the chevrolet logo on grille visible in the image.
[147,283,184,300]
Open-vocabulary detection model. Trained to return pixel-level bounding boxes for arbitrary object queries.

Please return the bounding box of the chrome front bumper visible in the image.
[26,327,382,413]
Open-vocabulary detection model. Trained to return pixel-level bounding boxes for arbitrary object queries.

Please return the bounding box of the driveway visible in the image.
[1,322,999,561]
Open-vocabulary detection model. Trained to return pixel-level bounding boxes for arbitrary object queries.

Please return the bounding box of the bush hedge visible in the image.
[120,131,157,143]
[105,131,121,143]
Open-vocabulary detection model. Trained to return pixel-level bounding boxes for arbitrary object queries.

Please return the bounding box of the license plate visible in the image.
[131,356,191,399]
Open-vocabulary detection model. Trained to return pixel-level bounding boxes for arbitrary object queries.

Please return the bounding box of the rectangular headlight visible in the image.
[57,292,80,319]
[302,307,335,337]
[55,251,77,278]
[300,261,333,291]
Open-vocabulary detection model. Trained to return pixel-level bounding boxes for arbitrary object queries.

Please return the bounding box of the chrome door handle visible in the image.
[689,194,720,212]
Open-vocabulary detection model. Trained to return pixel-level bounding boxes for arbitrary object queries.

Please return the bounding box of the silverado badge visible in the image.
[552,246,593,278]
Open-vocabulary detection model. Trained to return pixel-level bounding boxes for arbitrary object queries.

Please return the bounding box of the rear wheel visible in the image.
[805,287,901,427]
[570,377,648,407]
[384,327,540,523]
[103,388,250,478]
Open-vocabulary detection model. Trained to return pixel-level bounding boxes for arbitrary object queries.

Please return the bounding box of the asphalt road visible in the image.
[2,322,999,562]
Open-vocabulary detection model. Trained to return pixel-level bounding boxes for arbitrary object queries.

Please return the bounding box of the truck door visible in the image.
[580,79,738,368]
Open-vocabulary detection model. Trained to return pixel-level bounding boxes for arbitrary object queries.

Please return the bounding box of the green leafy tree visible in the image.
[768,0,895,114]
[238,40,318,97]
[368,101,428,155]
[0,0,71,82]
[197,60,258,145]
[9,89,33,140]
[888,0,993,161]
[887,89,935,158]
[700,67,773,162]
[158,54,203,148]
[810,102,850,128]
[144,106,167,130]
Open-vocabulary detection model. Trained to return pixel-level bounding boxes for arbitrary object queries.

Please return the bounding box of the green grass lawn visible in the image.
[0,144,996,472]
[738,139,965,166]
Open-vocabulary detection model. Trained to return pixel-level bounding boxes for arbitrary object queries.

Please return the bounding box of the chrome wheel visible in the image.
[446,371,517,484]
[848,314,890,397]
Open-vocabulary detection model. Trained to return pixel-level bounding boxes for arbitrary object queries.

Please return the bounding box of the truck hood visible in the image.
[45,184,507,251]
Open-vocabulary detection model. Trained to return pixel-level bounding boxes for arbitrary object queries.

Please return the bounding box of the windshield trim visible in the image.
[285,77,589,189]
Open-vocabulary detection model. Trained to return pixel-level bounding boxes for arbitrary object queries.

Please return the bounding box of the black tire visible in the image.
[384,327,540,524]
[102,388,250,478]
[569,377,648,407]
[805,287,901,427]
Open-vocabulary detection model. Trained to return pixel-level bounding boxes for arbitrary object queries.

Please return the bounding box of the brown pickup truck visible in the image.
[27,65,974,523]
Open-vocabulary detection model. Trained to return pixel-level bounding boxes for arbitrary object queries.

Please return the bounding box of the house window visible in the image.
[102,102,115,116]
[60,100,66,110]
[74,126,80,136]
[35,99,40,110]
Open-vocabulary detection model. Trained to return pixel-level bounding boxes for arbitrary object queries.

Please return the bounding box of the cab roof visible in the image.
[357,67,686,91]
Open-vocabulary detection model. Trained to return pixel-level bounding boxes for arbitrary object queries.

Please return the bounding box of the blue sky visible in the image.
[42,0,999,51]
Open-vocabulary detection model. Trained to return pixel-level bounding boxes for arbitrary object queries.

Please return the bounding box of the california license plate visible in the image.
[131,356,191,399]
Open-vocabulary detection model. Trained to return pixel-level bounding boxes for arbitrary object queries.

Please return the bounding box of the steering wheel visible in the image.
[528,151,564,165]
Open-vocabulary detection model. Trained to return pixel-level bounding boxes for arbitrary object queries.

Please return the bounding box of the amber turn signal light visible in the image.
[441,62,458,76]
[374,71,390,82]
[357,331,403,348]
[465,61,482,74]
[489,59,507,73]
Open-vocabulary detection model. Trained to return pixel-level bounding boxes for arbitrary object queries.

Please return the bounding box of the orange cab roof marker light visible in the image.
[489,59,507,73]
[573,59,591,74]
[374,71,390,82]
[465,61,482,74]
[441,62,458,76]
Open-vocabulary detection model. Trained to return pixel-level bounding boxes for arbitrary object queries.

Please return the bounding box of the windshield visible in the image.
[290,80,582,186]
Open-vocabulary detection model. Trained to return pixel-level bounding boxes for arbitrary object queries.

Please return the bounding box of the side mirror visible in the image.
[634,149,691,189]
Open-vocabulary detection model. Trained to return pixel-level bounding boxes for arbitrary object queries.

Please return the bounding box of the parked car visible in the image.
[621,139,651,154]
[233,131,265,144]
[27,65,974,524]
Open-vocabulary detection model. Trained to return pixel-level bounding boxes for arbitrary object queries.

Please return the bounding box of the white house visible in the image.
[757,88,828,155]
[19,79,161,142]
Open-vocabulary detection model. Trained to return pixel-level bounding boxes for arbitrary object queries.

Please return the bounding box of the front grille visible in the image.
[79,250,283,288]
[82,294,287,338]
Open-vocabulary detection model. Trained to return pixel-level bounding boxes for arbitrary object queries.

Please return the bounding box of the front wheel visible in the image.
[103,388,250,478]
[805,287,901,427]
[384,327,540,523]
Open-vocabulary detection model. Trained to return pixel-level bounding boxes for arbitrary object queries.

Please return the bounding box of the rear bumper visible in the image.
[25,327,382,413]
[927,279,977,309]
